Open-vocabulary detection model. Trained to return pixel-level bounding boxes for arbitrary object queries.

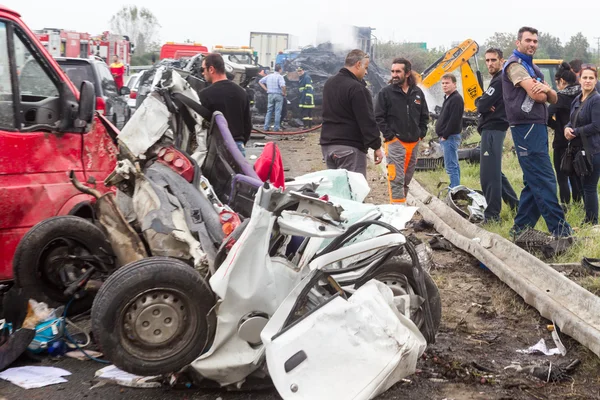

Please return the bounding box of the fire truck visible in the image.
[34,28,132,66]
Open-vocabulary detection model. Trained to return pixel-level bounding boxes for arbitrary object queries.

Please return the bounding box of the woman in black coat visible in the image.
[548,62,582,206]
[565,65,600,224]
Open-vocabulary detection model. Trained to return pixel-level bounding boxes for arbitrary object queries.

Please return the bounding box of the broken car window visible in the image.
[13,31,59,99]
[0,21,14,129]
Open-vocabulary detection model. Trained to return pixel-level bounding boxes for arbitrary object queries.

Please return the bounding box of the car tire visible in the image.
[354,258,442,337]
[91,257,216,376]
[13,216,115,316]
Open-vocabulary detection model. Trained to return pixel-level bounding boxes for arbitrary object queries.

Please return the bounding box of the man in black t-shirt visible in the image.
[200,53,252,156]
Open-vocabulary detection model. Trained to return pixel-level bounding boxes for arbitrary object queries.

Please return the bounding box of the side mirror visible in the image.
[75,80,95,128]
[119,86,131,96]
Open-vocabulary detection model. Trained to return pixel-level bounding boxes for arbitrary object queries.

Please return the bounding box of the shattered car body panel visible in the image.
[262,279,426,400]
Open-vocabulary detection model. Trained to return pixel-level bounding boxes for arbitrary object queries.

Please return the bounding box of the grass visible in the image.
[415,127,600,272]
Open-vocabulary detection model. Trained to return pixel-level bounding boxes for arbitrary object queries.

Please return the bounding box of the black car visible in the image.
[56,57,130,129]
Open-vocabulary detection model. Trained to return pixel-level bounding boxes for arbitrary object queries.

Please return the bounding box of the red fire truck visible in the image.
[34,29,132,66]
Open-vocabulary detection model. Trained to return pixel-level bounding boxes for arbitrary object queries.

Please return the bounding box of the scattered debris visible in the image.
[0,366,71,389]
[505,359,581,382]
[513,228,573,259]
[429,237,454,251]
[443,186,487,223]
[516,330,566,356]
[65,350,103,361]
[93,365,161,389]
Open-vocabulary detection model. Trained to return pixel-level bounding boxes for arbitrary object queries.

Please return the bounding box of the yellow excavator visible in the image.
[415,39,483,116]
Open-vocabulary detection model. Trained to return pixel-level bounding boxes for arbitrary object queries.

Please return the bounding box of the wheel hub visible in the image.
[125,291,186,346]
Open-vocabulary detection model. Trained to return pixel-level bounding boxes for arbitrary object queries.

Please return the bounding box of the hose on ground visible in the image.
[252,124,322,136]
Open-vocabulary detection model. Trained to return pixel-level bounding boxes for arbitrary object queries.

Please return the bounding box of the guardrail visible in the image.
[129,65,153,72]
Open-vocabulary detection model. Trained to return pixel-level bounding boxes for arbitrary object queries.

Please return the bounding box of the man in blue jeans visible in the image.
[259,64,287,132]
[502,26,571,237]
[435,73,464,188]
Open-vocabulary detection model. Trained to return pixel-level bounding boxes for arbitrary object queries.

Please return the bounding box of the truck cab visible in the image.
[0,6,117,282]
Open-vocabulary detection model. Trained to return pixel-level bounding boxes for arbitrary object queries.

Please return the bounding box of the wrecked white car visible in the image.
[16,69,441,398]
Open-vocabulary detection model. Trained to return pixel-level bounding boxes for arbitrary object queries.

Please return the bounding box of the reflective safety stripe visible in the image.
[302,117,313,120]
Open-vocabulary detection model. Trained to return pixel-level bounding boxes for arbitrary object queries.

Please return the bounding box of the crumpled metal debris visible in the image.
[444,185,487,223]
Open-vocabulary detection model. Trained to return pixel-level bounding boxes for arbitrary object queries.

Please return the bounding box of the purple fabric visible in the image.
[230,174,263,195]
[214,113,259,179]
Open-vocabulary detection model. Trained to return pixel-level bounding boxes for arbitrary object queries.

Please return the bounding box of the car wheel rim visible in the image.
[373,272,425,328]
[38,237,93,298]
[120,288,199,361]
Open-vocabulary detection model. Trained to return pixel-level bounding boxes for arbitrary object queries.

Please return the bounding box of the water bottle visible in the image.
[521,96,535,113]
[521,77,541,113]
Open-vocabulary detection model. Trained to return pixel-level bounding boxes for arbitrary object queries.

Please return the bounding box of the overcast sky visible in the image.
[6,1,600,52]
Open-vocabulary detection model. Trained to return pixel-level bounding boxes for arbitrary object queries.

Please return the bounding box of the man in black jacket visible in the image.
[435,74,464,187]
[375,58,429,204]
[320,49,383,177]
[200,53,252,156]
[477,48,519,222]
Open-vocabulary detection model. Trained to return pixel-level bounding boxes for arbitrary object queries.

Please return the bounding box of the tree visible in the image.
[564,32,591,62]
[375,41,444,73]
[483,32,516,59]
[537,32,563,59]
[110,5,161,55]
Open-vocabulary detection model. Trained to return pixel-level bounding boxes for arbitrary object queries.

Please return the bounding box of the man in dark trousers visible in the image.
[477,48,519,222]
[435,73,464,188]
[502,26,570,237]
[375,57,429,204]
[320,49,383,178]
[200,53,252,156]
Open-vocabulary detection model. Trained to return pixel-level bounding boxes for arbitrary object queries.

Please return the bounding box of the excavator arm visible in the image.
[416,39,484,113]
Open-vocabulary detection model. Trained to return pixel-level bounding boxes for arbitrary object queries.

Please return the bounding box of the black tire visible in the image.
[91,257,216,376]
[13,216,115,315]
[354,259,442,337]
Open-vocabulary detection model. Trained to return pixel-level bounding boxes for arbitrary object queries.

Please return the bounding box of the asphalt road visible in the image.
[0,356,279,400]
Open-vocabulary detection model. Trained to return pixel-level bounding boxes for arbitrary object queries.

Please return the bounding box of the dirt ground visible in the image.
[278,130,600,400]
[2,130,600,400]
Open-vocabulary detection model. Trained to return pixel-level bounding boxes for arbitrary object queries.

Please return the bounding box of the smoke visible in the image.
[315,22,362,53]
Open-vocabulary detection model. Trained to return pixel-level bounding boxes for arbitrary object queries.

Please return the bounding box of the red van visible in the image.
[159,42,208,60]
[0,6,116,283]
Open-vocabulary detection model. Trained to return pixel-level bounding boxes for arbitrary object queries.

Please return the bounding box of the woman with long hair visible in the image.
[565,65,600,224]
[548,62,582,207]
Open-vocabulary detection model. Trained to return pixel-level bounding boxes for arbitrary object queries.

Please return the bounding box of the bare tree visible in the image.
[110,5,160,55]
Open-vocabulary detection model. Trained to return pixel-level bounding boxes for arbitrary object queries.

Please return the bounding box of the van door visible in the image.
[0,21,86,281]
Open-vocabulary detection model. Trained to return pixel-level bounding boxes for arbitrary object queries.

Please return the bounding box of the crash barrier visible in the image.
[407,180,600,359]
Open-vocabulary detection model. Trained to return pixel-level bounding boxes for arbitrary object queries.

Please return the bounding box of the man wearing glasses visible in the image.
[200,53,252,156]
[375,58,429,204]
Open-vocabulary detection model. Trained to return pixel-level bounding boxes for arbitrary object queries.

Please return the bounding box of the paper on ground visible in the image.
[516,337,566,356]
[0,366,71,389]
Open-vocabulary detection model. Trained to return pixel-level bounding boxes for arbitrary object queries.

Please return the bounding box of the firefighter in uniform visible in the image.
[110,55,125,90]
[297,67,315,128]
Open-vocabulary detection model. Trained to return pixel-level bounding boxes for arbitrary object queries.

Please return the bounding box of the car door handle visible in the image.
[284,350,307,373]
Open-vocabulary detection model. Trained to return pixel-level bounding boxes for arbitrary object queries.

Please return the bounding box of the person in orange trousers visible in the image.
[375,58,429,204]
